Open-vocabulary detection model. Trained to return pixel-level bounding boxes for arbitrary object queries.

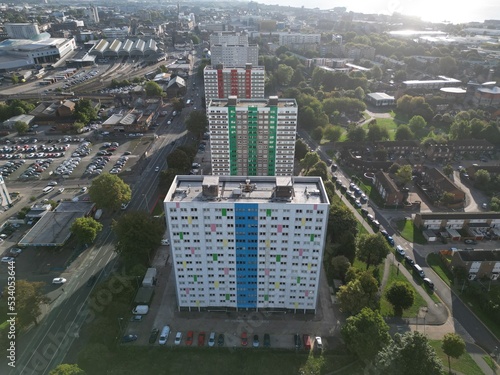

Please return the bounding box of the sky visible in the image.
[257,0,500,24]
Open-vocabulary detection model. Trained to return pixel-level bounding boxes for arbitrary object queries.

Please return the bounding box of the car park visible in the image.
[149,328,159,344]
[208,331,216,347]
[186,331,194,346]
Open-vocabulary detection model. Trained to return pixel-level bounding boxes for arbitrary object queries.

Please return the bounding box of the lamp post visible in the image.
[117,317,123,335]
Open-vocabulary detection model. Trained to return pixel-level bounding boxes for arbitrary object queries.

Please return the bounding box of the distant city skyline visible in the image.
[257,0,500,24]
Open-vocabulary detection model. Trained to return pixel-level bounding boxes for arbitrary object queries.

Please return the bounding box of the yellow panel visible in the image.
[183,261,187,269]
[214,281,219,288]
[301,217,306,226]
[308,263,311,270]
[223,239,228,247]
[274,282,280,289]
[294,302,299,309]
[196,300,200,307]
[188,216,192,224]
[266,239,270,248]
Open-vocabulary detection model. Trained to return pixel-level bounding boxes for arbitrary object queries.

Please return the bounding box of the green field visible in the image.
[81,347,359,375]
[427,253,454,287]
[362,117,400,140]
[396,219,427,245]
[429,340,485,375]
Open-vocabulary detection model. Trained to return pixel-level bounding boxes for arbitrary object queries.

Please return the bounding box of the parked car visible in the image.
[263,333,271,348]
[253,334,259,347]
[130,315,143,322]
[404,255,415,267]
[395,245,406,257]
[241,331,248,346]
[218,333,225,347]
[122,334,138,343]
[464,239,477,245]
[52,277,67,284]
[294,334,301,349]
[208,331,216,347]
[149,328,159,344]
[1,257,15,263]
[9,248,22,257]
[198,332,206,346]
[161,239,170,246]
[314,336,323,350]
[174,331,182,345]
[423,277,435,290]
[186,331,194,346]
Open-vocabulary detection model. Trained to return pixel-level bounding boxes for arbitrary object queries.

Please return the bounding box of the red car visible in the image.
[241,331,248,346]
[186,331,194,346]
[198,332,206,346]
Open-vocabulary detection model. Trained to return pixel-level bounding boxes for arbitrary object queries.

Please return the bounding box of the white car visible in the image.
[58,188,65,193]
[155,166,160,172]
[48,181,58,186]
[161,239,170,246]
[80,187,87,193]
[174,331,182,345]
[9,248,22,256]
[52,277,67,284]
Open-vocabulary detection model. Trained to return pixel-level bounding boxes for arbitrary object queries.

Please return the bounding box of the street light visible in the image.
[117,317,123,334]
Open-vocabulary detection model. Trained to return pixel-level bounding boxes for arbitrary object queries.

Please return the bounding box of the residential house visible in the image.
[373,171,404,206]
[420,167,465,206]
[451,250,500,280]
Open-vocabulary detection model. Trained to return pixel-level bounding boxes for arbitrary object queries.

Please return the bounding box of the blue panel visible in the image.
[234,203,258,308]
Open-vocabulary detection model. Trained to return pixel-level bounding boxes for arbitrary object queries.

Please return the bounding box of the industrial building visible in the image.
[164,175,330,313]
[207,96,297,176]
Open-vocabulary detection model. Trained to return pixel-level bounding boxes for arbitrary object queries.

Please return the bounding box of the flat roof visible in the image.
[208,97,297,108]
[165,175,329,206]
[367,92,394,100]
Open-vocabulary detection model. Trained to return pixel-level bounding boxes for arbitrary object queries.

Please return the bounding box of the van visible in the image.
[395,245,406,257]
[42,186,54,194]
[132,305,149,315]
[159,325,171,345]
[413,264,425,278]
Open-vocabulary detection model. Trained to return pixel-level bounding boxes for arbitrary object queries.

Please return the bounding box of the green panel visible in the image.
[267,106,278,176]
[228,106,238,175]
[213,253,218,261]
[264,294,269,301]
[194,275,197,282]
[310,234,315,242]
[222,208,227,216]
[297,276,301,284]
[247,106,258,176]
[266,209,272,216]
[226,293,230,301]
[276,254,281,262]
[179,232,183,240]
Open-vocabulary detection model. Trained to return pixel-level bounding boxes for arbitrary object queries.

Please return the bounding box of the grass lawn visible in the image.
[396,219,427,245]
[427,253,454,287]
[482,355,498,372]
[429,340,485,375]
[458,288,500,340]
[84,347,358,375]
[380,265,428,318]
[151,199,164,216]
[362,117,399,140]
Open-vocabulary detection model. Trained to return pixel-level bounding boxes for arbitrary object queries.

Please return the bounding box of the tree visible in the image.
[170,97,184,111]
[347,126,366,142]
[14,121,29,134]
[474,169,491,187]
[74,99,97,124]
[294,139,309,160]
[450,119,471,140]
[373,332,443,375]
[144,81,163,97]
[441,191,456,206]
[357,233,390,270]
[70,217,103,244]
[78,343,111,373]
[341,308,390,363]
[300,152,320,172]
[337,271,379,315]
[442,164,454,178]
[185,110,207,138]
[395,125,413,141]
[4,280,50,329]
[396,165,413,186]
[442,333,466,374]
[306,161,328,181]
[72,121,85,133]
[323,125,343,142]
[167,148,191,172]
[334,232,357,264]
[408,115,427,135]
[50,364,86,375]
[385,281,415,315]
[88,174,131,211]
[113,212,164,267]
[275,64,294,86]
[367,123,390,142]
[439,56,458,76]
[328,204,358,244]
[331,256,351,281]
[371,65,383,80]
